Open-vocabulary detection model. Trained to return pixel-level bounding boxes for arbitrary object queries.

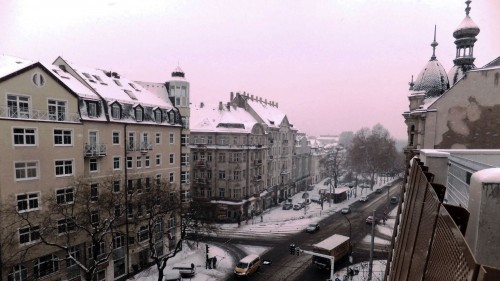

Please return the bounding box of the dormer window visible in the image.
[169,111,175,124]
[111,103,121,120]
[135,107,143,122]
[129,83,141,92]
[154,109,162,123]
[123,90,137,100]
[88,102,97,118]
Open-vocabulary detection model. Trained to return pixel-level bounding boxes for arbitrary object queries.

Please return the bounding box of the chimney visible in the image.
[230,92,234,101]
[219,101,223,110]
[276,102,278,108]
[251,95,254,101]
[226,102,231,111]
[265,99,267,104]
[200,102,204,108]
[259,97,262,102]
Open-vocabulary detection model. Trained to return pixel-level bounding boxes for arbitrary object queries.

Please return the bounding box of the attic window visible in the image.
[123,90,137,100]
[135,107,143,122]
[154,110,162,123]
[129,83,141,92]
[93,75,106,85]
[52,69,70,79]
[82,73,96,83]
[114,79,122,87]
[270,121,275,125]
[111,103,121,119]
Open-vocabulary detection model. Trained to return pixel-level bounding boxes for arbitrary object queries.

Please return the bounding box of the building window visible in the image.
[114,257,125,278]
[169,133,175,144]
[112,131,120,145]
[169,172,174,183]
[8,265,27,281]
[137,225,149,242]
[111,104,121,119]
[13,128,36,146]
[218,153,226,163]
[219,188,225,198]
[155,132,161,144]
[34,254,58,278]
[8,95,30,118]
[113,233,126,249]
[55,160,73,176]
[181,134,189,147]
[114,205,122,217]
[14,161,38,180]
[181,153,189,166]
[156,154,161,166]
[48,100,66,121]
[181,171,189,184]
[127,156,133,169]
[136,178,142,194]
[113,156,121,170]
[155,110,162,123]
[54,129,72,145]
[128,132,135,151]
[90,210,100,225]
[90,184,99,202]
[207,153,212,162]
[19,225,40,244]
[56,187,74,205]
[145,156,150,168]
[88,102,97,117]
[207,136,213,144]
[169,153,175,164]
[219,170,225,180]
[57,218,76,234]
[89,158,98,172]
[135,107,143,122]
[17,192,40,212]
[136,156,142,168]
[113,180,121,193]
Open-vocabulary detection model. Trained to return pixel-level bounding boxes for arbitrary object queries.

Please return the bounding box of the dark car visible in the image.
[293,204,303,210]
[375,188,382,194]
[390,196,399,204]
[282,203,293,210]
[306,223,320,233]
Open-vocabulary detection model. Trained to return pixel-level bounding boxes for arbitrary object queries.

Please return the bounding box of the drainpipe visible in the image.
[124,124,130,277]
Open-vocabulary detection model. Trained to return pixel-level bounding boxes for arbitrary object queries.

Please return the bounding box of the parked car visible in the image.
[366,215,378,225]
[306,223,320,233]
[390,196,399,204]
[341,207,351,214]
[375,188,382,194]
[307,185,315,191]
[311,197,321,204]
[282,203,293,210]
[359,195,369,202]
[304,199,311,205]
[293,204,303,210]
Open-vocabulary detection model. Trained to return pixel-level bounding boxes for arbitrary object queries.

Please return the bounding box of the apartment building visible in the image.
[0,55,183,281]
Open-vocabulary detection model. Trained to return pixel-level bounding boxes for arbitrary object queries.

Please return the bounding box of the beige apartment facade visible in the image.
[0,56,184,281]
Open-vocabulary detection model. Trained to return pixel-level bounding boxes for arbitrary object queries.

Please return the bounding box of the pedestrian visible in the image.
[208,257,213,269]
[260,214,263,222]
[205,257,209,269]
[212,256,217,269]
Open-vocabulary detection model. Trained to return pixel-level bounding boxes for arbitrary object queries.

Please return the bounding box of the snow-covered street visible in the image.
[128,176,399,281]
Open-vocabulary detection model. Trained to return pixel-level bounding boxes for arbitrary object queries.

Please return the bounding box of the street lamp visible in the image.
[343,213,353,279]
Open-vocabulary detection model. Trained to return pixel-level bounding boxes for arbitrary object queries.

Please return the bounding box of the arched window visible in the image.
[154,109,162,123]
[8,265,27,281]
[135,106,143,122]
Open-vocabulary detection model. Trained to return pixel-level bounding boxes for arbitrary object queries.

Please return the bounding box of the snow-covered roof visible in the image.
[0,55,35,80]
[312,234,350,250]
[190,102,260,133]
[246,99,286,128]
[45,63,100,100]
[61,60,174,109]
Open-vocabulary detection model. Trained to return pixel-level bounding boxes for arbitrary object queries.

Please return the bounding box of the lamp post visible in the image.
[343,213,353,279]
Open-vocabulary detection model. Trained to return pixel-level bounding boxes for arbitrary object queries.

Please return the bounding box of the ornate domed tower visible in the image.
[448,0,480,86]
[412,26,450,98]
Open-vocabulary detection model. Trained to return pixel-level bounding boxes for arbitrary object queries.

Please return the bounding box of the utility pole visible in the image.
[368,209,375,280]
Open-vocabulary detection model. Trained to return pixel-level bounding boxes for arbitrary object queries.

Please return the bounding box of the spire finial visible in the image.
[465,0,471,16]
[409,75,415,90]
[430,25,438,60]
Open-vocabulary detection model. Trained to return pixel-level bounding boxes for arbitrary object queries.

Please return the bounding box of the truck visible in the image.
[312,234,350,270]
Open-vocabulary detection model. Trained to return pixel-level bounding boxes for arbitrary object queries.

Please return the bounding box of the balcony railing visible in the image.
[253,175,262,182]
[139,142,153,152]
[1,106,80,122]
[84,143,107,157]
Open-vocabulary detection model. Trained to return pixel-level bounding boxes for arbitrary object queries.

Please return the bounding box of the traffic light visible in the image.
[295,247,300,256]
[289,244,295,255]
[206,244,210,254]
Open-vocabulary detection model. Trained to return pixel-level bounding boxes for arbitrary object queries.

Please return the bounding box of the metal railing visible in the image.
[0,106,80,122]
[84,143,107,157]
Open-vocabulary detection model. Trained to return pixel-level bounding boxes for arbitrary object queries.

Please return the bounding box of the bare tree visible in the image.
[134,179,184,281]
[1,176,126,281]
[347,124,397,190]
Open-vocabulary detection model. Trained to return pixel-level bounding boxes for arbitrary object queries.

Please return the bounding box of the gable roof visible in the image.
[190,102,260,133]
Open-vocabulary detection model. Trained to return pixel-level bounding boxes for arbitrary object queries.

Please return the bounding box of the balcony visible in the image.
[84,143,107,157]
[195,178,207,185]
[127,143,136,152]
[139,142,153,153]
[254,159,263,166]
[253,175,262,182]
[1,106,80,122]
[196,160,206,167]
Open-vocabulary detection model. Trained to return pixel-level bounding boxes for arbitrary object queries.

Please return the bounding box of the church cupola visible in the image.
[171,66,185,78]
[412,26,450,98]
[448,0,480,86]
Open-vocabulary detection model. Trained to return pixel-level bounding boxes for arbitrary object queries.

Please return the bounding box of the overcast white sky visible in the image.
[2,0,499,140]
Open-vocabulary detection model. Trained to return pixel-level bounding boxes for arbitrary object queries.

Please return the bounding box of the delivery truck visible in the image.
[312,234,350,270]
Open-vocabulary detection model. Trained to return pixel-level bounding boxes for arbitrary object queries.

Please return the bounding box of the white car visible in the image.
[359,196,368,202]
